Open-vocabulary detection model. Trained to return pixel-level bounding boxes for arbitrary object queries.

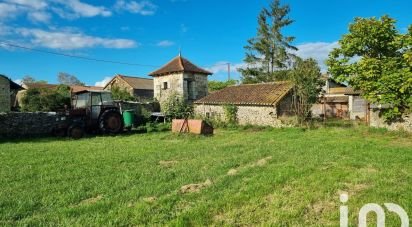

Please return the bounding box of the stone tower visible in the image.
[149,55,212,104]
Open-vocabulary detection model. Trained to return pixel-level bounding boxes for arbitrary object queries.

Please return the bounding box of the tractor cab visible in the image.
[56,90,124,138]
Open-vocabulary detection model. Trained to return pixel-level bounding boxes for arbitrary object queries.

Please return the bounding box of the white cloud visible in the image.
[17,28,138,50]
[4,0,47,10]
[206,61,245,74]
[157,40,175,47]
[0,3,22,20]
[28,11,51,23]
[295,41,339,71]
[115,0,157,16]
[0,0,112,23]
[52,0,112,19]
[95,76,112,87]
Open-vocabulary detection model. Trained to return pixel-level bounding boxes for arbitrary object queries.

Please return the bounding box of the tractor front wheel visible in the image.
[99,109,123,134]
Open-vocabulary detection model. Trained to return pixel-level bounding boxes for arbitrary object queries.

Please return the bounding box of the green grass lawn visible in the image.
[1,126,411,226]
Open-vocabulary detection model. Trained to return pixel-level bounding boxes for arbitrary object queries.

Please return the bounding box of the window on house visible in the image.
[163,82,168,90]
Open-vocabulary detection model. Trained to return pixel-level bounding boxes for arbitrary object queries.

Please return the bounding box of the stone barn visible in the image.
[103,74,153,101]
[0,74,23,112]
[149,54,212,104]
[194,81,294,127]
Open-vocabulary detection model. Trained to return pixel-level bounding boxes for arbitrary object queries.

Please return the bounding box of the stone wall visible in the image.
[0,112,58,137]
[154,73,184,103]
[194,104,285,127]
[369,110,412,132]
[0,76,11,112]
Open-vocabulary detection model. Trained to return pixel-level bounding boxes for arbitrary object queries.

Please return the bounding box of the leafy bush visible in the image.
[223,104,238,125]
[161,93,193,120]
[111,86,135,101]
[21,85,71,112]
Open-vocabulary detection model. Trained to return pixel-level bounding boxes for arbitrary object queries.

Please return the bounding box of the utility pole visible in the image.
[227,63,231,81]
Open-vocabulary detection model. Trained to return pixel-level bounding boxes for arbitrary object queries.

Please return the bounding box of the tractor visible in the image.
[54,90,124,139]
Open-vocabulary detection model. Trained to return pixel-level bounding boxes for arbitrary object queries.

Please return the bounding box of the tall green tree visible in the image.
[290,58,323,124]
[208,80,237,92]
[239,0,297,83]
[327,15,412,121]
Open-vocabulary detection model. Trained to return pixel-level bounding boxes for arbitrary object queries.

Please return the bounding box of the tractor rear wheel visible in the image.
[68,125,84,139]
[99,109,123,134]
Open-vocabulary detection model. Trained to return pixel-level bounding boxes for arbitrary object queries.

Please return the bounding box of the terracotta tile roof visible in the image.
[23,83,59,90]
[24,83,103,93]
[117,75,153,90]
[194,81,294,106]
[70,85,103,93]
[149,55,212,76]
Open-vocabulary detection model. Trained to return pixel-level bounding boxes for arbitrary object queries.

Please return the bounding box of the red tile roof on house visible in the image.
[194,81,294,106]
[104,75,153,90]
[23,83,103,93]
[149,55,212,76]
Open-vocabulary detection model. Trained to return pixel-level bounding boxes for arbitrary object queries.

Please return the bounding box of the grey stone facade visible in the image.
[0,76,11,112]
[194,92,294,127]
[154,72,208,104]
[194,104,285,127]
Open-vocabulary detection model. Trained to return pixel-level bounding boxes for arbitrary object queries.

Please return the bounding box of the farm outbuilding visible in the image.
[194,81,294,127]
[311,77,368,120]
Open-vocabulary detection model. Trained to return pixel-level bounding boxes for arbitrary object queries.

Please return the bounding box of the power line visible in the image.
[0,40,160,68]
[0,40,235,71]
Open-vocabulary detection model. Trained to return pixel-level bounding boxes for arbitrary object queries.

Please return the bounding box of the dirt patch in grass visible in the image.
[142,197,157,203]
[159,160,178,167]
[320,162,338,170]
[338,182,371,198]
[303,200,336,226]
[226,156,273,176]
[77,195,103,206]
[309,200,336,215]
[256,156,272,167]
[360,165,379,173]
[227,169,238,176]
[180,179,212,194]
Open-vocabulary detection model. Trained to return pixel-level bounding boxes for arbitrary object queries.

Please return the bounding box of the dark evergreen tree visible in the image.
[239,0,297,83]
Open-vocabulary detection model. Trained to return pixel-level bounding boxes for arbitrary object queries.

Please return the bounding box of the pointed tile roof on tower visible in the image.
[149,55,212,77]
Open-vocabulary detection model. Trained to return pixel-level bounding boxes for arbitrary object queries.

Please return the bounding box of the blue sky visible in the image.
[0,0,411,86]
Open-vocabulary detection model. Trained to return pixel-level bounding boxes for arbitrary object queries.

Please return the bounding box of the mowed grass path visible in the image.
[1,126,411,226]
